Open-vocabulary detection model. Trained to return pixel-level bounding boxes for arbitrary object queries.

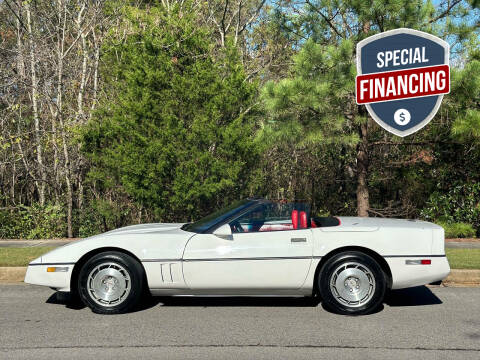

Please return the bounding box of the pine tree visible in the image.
[263,0,478,216]
[82,1,259,221]
[451,44,480,140]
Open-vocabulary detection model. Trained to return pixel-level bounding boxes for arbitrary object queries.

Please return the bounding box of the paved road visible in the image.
[1,285,479,359]
[445,241,480,249]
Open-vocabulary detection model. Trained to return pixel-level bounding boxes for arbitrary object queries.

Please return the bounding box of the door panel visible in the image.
[182,229,313,290]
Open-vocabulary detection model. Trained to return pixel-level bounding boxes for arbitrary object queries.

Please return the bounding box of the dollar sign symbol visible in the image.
[394,109,410,126]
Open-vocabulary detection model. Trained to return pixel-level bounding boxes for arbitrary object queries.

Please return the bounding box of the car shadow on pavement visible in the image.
[150,296,322,308]
[144,296,386,316]
[46,292,86,310]
[384,286,442,307]
[44,285,442,313]
[148,286,442,309]
[44,293,322,312]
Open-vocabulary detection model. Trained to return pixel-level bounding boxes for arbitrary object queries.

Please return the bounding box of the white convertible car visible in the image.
[25,199,450,315]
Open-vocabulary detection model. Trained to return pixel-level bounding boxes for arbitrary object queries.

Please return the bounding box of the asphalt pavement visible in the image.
[1,284,479,359]
[445,241,480,249]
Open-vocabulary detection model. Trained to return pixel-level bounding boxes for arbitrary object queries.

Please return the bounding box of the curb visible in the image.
[1,267,479,286]
[442,269,480,286]
[0,267,27,283]
[445,238,480,243]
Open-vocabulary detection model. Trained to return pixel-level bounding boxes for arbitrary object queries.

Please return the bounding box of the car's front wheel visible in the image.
[318,251,386,315]
[78,251,144,314]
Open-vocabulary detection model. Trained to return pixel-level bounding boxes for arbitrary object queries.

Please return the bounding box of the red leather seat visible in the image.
[299,211,308,229]
[291,210,298,230]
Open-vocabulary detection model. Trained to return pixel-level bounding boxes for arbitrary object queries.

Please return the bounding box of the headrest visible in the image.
[299,211,307,229]
[291,210,298,229]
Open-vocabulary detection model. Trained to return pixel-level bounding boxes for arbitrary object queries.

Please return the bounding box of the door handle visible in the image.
[291,237,306,243]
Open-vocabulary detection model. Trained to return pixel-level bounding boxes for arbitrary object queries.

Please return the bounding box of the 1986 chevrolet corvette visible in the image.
[25,198,450,315]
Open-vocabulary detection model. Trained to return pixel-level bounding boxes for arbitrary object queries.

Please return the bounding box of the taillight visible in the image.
[405,259,432,265]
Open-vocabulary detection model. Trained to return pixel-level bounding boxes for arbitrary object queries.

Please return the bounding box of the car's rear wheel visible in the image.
[318,251,386,315]
[78,251,144,314]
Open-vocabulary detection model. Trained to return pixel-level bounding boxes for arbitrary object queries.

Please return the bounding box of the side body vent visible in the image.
[160,263,179,283]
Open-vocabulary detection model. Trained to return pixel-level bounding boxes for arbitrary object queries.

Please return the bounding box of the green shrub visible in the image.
[0,203,65,239]
[0,209,21,238]
[437,221,476,238]
[76,199,135,238]
[421,182,480,237]
[24,203,65,239]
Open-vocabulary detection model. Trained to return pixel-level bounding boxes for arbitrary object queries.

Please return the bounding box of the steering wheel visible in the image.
[230,221,244,233]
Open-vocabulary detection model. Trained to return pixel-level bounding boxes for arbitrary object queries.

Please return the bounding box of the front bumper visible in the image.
[387,256,450,290]
[24,264,73,292]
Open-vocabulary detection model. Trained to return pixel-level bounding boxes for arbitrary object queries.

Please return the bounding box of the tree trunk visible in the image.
[13,10,24,206]
[26,3,46,206]
[356,121,369,217]
[65,174,73,237]
[356,21,371,217]
[76,3,87,122]
[56,0,73,238]
[89,30,100,116]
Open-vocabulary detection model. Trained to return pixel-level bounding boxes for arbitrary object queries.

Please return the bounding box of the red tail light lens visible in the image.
[406,259,432,265]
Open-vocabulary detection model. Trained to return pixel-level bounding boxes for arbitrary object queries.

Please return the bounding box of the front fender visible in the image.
[25,229,195,292]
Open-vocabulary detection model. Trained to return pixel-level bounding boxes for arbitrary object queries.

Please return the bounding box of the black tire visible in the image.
[318,251,386,315]
[78,251,145,314]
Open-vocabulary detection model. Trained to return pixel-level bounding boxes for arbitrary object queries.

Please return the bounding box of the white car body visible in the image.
[25,213,450,296]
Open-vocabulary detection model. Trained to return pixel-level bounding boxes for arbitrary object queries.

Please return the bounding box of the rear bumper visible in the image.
[24,264,73,292]
[387,256,450,290]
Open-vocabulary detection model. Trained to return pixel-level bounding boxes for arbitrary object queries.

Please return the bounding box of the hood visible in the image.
[34,222,194,265]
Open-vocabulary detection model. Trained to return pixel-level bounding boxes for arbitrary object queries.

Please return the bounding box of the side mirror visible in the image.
[213,224,233,240]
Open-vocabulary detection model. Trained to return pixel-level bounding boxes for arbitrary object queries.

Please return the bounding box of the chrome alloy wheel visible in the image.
[87,262,131,307]
[329,262,376,307]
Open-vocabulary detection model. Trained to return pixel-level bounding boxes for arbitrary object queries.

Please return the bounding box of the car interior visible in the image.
[230,204,340,233]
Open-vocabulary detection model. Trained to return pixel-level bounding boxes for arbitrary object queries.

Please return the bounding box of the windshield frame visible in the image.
[181,199,259,233]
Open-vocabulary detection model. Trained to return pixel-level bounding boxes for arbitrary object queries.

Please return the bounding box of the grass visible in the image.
[0,247,479,269]
[0,247,56,267]
[445,249,480,270]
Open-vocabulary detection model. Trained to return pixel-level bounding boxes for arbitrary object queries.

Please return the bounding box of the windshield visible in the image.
[181,199,254,233]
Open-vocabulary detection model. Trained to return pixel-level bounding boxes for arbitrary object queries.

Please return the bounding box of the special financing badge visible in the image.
[356,28,450,137]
